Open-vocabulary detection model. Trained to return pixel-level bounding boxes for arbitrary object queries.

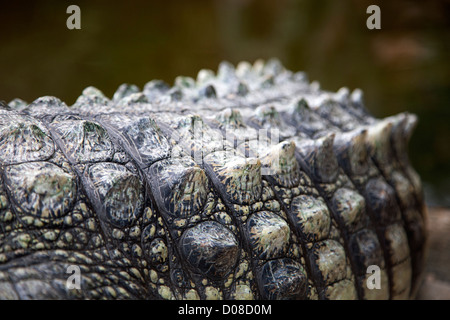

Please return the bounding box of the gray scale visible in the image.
[0,60,427,300]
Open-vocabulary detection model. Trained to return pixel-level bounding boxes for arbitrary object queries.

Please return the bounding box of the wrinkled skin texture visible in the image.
[0,60,427,300]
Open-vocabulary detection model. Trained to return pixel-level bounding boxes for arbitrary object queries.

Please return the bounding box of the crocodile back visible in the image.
[0,59,427,300]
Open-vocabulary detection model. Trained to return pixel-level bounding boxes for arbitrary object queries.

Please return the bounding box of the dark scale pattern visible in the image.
[0,59,427,300]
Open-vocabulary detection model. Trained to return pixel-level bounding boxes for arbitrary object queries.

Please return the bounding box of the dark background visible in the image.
[1,0,449,206]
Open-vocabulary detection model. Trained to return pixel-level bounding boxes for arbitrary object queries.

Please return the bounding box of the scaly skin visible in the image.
[0,59,427,299]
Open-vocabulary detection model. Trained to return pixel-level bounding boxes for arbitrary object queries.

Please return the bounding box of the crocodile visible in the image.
[0,59,427,300]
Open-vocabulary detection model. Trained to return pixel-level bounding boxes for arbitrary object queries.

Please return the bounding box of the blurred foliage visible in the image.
[0,0,449,205]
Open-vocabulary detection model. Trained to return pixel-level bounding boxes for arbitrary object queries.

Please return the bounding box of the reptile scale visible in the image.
[0,59,427,300]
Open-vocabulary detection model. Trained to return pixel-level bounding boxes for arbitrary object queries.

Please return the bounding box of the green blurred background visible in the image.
[1,0,449,206]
